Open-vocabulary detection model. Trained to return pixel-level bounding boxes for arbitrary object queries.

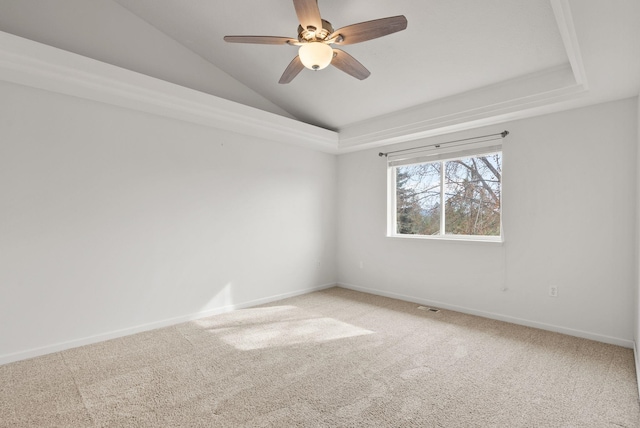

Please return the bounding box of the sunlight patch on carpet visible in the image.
[218,317,373,350]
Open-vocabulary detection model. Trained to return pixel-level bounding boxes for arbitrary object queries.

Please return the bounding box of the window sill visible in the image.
[387,233,504,245]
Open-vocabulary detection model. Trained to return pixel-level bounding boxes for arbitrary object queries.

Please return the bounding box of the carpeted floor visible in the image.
[1,287,639,427]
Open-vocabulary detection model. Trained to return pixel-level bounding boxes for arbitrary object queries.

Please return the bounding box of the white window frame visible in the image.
[386,139,503,243]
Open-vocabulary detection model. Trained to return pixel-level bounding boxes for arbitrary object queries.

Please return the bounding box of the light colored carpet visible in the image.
[1,287,639,427]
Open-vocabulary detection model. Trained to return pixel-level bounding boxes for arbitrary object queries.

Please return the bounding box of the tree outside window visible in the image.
[394,152,501,237]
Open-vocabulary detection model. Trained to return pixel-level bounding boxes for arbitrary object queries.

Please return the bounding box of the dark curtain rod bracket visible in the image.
[379,130,509,157]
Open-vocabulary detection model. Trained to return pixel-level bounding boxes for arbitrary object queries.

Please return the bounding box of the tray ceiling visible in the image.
[0,0,638,152]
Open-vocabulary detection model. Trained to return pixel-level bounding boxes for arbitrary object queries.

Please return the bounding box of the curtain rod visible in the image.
[378,130,509,157]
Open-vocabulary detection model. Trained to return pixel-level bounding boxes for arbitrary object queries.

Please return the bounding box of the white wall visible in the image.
[0,0,293,119]
[636,94,640,371]
[338,97,638,346]
[0,80,337,363]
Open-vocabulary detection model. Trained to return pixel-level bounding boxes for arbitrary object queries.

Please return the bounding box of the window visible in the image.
[387,139,503,241]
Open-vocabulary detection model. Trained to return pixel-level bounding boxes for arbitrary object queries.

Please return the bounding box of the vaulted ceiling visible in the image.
[1,0,638,152]
[113,0,570,130]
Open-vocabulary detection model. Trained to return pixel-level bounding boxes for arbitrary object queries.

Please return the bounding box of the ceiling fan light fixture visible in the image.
[223,0,408,83]
[299,42,333,70]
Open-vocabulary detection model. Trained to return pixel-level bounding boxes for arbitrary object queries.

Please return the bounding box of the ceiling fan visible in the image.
[224,0,407,84]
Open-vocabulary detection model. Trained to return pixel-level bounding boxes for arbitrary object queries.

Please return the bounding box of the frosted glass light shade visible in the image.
[299,42,333,70]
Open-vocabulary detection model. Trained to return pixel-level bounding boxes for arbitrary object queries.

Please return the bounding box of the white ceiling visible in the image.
[111,0,639,133]
[0,0,638,148]
[112,0,570,130]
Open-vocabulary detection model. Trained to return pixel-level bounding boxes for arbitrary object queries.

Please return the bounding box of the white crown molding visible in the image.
[551,0,588,88]
[337,65,586,152]
[0,0,588,156]
[0,31,340,153]
[334,0,589,152]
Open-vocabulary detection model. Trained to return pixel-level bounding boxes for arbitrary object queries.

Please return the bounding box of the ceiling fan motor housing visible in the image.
[298,19,334,42]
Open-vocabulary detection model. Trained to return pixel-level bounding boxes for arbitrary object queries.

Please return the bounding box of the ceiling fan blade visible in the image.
[331,49,370,80]
[330,15,408,45]
[279,56,305,84]
[293,0,322,32]
[224,36,297,45]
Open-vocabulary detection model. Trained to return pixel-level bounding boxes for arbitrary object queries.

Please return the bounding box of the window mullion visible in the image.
[440,160,446,235]
[389,166,397,235]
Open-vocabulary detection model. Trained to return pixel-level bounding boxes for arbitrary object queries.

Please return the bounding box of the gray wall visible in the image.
[0,80,337,363]
[337,97,638,346]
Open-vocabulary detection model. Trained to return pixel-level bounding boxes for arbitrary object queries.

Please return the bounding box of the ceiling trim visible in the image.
[0,0,590,156]
[0,31,340,154]
[337,65,585,151]
[335,0,588,152]
[551,0,588,88]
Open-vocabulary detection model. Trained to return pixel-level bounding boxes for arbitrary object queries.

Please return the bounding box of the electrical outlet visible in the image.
[549,285,558,297]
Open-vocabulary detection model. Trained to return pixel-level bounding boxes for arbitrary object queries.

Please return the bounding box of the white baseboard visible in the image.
[634,342,640,402]
[0,283,336,366]
[338,282,634,349]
